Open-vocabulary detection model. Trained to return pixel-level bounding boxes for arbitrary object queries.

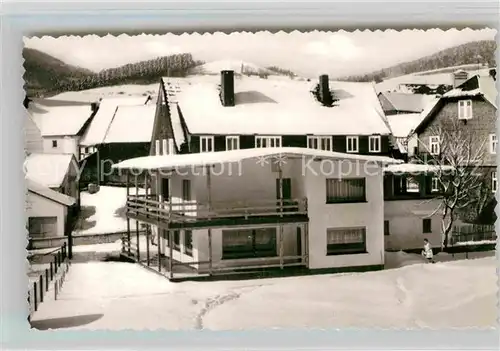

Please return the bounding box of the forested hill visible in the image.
[339,40,496,82]
[23,49,204,97]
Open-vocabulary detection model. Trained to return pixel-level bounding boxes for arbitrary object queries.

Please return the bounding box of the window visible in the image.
[161,178,170,200]
[222,228,277,259]
[173,230,180,250]
[458,100,472,119]
[162,229,169,247]
[226,136,240,151]
[326,178,366,203]
[406,177,420,193]
[492,172,497,193]
[162,139,168,155]
[431,177,439,192]
[429,136,440,155]
[326,227,366,255]
[84,147,89,153]
[490,134,497,154]
[255,136,281,148]
[384,221,390,236]
[182,179,191,201]
[184,230,193,256]
[155,140,160,156]
[422,218,432,233]
[307,136,333,151]
[52,140,58,148]
[28,217,57,238]
[369,135,381,153]
[200,136,214,152]
[346,136,359,153]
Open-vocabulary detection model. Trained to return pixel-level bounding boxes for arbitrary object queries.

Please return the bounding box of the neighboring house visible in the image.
[24,109,43,155]
[411,69,497,222]
[377,92,437,115]
[152,72,394,158]
[413,71,497,167]
[26,100,97,161]
[78,96,154,185]
[24,153,80,210]
[113,147,400,279]
[376,65,491,95]
[383,163,451,250]
[26,178,76,249]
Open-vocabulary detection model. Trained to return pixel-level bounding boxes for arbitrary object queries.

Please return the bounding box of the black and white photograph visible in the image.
[23,29,497,330]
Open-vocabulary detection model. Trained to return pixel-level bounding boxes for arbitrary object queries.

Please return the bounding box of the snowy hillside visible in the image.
[191,59,273,76]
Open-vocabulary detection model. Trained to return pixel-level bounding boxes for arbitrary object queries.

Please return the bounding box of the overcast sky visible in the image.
[24,28,496,78]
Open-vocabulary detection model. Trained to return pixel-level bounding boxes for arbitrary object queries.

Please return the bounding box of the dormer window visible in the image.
[200,136,214,153]
[226,136,240,151]
[255,136,281,148]
[346,136,359,153]
[458,100,472,120]
[307,136,332,151]
[368,135,381,153]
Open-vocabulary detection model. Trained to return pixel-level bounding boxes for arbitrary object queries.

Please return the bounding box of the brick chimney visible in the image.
[318,74,333,106]
[220,70,235,107]
[453,70,469,88]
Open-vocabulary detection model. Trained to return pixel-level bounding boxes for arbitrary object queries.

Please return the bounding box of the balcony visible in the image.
[126,195,309,229]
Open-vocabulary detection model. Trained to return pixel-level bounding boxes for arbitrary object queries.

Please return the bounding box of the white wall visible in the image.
[26,191,67,237]
[153,157,385,271]
[304,159,385,269]
[42,136,80,160]
[384,199,442,250]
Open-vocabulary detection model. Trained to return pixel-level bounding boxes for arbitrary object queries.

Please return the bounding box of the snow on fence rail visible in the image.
[27,243,71,322]
[450,224,496,246]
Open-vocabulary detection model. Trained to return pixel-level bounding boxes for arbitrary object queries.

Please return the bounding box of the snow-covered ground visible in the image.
[74,186,145,235]
[29,251,496,330]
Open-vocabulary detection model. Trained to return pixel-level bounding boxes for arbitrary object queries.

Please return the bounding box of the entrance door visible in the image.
[276,178,292,212]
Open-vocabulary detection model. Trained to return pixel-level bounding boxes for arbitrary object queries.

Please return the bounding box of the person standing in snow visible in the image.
[421,238,435,263]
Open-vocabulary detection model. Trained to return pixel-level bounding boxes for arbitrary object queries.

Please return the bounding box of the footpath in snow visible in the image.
[29,251,497,330]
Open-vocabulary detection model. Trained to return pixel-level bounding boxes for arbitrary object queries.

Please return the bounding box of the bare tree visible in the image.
[415,117,491,249]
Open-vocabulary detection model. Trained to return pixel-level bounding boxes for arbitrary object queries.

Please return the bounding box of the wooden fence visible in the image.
[450,224,496,246]
[27,243,71,322]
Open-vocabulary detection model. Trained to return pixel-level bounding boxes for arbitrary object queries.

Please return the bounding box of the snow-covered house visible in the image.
[78,96,155,184]
[113,147,400,279]
[24,153,80,209]
[377,92,437,116]
[27,100,96,161]
[152,72,394,158]
[382,163,449,250]
[26,178,76,249]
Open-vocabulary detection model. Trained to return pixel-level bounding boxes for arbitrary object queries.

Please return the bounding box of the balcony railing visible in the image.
[126,195,308,224]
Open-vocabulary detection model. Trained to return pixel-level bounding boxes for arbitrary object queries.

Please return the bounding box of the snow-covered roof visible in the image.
[443,74,497,108]
[175,77,390,136]
[29,105,93,137]
[103,104,156,144]
[24,153,74,188]
[112,147,401,171]
[381,92,434,113]
[386,113,428,138]
[384,163,454,174]
[169,103,186,147]
[26,178,76,207]
[80,96,150,146]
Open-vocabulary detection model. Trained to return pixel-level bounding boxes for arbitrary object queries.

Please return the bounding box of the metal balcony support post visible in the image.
[126,171,131,256]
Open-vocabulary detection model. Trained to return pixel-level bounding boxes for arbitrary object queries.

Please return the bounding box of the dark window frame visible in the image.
[184,230,193,256]
[52,140,58,148]
[222,227,277,260]
[326,227,367,256]
[423,218,432,233]
[326,178,366,204]
[182,179,191,201]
